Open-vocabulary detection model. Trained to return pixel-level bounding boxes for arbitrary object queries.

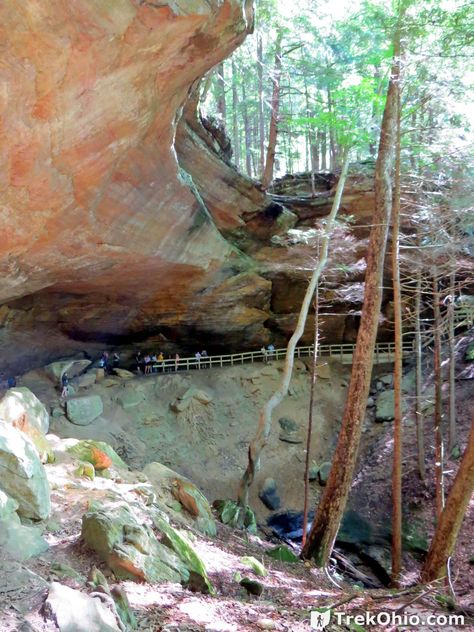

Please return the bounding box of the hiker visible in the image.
[135,351,142,373]
[7,375,16,389]
[261,346,268,363]
[61,373,69,398]
[151,353,158,372]
[144,354,152,374]
[267,343,275,360]
[158,351,165,372]
[201,350,208,367]
[175,353,180,372]
[195,351,201,369]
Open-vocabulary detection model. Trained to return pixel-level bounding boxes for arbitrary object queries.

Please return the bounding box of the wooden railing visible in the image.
[151,339,415,373]
[148,306,473,374]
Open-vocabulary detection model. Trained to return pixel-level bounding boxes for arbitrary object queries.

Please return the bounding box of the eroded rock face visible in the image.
[0,0,261,370]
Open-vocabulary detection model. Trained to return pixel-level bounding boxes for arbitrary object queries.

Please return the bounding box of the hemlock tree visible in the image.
[301,17,402,565]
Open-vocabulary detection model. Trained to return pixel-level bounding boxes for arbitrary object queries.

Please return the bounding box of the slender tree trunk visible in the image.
[448,271,457,453]
[237,150,351,507]
[327,86,337,171]
[433,274,445,518]
[421,414,474,581]
[302,284,320,548]
[231,58,240,170]
[302,47,400,566]
[257,33,265,177]
[242,82,252,177]
[415,271,426,480]
[321,129,327,171]
[310,140,319,197]
[391,77,403,586]
[261,30,283,189]
[216,62,226,125]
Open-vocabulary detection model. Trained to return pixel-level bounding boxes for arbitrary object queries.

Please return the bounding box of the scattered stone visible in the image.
[0,387,50,434]
[375,381,384,392]
[259,478,281,510]
[113,368,135,379]
[401,369,416,393]
[279,430,303,444]
[0,421,51,519]
[293,359,307,372]
[50,562,83,581]
[278,417,298,432]
[66,395,103,425]
[82,500,189,584]
[308,463,319,481]
[0,490,48,560]
[170,387,213,412]
[44,582,120,632]
[257,619,276,630]
[240,577,264,597]
[318,462,332,485]
[367,396,375,408]
[117,388,144,409]
[44,359,91,383]
[51,406,64,418]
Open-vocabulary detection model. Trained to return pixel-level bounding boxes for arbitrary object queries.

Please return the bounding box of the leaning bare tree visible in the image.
[237,149,351,508]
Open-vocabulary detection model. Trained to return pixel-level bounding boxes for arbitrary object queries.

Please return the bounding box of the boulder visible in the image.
[378,374,393,387]
[464,342,474,362]
[318,462,332,485]
[0,387,49,434]
[367,397,375,408]
[375,390,408,422]
[82,501,188,584]
[117,388,144,409]
[44,582,120,632]
[308,463,319,481]
[259,478,281,510]
[72,372,97,389]
[66,395,103,425]
[113,369,135,379]
[279,430,303,444]
[315,362,331,379]
[0,421,51,519]
[45,359,91,383]
[0,490,48,560]
[67,440,128,470]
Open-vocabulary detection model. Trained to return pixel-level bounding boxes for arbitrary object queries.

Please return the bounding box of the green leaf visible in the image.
[266,545,300,563]
[240,556,267,577]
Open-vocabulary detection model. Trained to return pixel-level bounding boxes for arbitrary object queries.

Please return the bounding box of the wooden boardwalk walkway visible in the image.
[152,306,474,373]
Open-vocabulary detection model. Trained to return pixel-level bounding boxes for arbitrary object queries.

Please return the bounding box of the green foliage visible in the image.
[213,500,258,534]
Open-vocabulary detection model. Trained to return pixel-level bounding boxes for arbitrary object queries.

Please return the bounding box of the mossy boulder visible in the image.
[171,479,216,537]
[0,387,49,434]
[81,501,189,584]
[67,440,127,470]
[0,490,48,560]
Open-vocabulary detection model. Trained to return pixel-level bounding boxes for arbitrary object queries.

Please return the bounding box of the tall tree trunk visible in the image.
[433,274,445,518]
[415,270,426,480]
[242,82,252,177]
[302,284,320,548]
[216,62,226,125]
[310,139,319,197]
[391,77,403,586]
[327,86,337,171]
[237,150,351,507]
[231,58,240,171]
[321,129,327,171]
[448,271,457,453]
[421,414,474,581]
[257,33,265,177]
[302,46,400,566]
[261,30,283,189]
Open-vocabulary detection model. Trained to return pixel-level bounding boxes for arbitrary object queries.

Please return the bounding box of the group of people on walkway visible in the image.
[260,344,276,363]
[135,349,211,373]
